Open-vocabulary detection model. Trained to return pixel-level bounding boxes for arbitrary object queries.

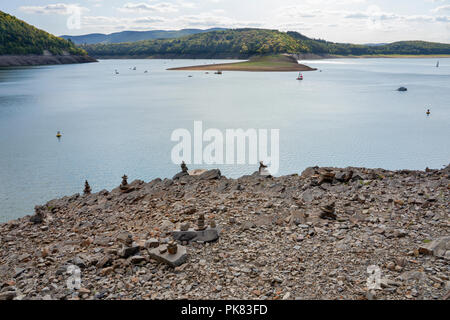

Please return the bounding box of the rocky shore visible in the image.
[0,165,449,300]
[0,55,97,67]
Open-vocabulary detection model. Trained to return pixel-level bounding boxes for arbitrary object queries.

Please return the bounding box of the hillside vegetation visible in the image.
[82,29,309,58]
[0,10,86,56]
[81,28,450,58]
[61,28,227,45]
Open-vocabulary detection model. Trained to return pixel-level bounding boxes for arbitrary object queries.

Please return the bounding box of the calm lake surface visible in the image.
[0,58,449,222]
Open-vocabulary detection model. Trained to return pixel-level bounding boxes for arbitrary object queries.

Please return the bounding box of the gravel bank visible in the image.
[0,165,448,300]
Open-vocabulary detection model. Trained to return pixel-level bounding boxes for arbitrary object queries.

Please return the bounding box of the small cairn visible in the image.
[30,205,45,224]
[181,161,189,173]
[195,214,207,231]
[120,174,129,191]
[210,219,216,228]
[83,180,91,195]
[181,161,188,173]
[167,241,178,255]
[320,201,337,220]
[259,161,268,174]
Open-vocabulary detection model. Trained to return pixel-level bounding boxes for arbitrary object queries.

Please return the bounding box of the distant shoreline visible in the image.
[0,55,97,67]
[87,53,450,61]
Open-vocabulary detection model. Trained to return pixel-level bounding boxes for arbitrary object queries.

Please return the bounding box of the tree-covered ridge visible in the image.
[81,29,310,58]
[0,10,86,56]
[82,28,450,58]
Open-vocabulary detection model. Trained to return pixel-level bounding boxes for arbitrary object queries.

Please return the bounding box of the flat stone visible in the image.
[172,228,219,243]
[148,244,187,267]
[129,255,146,264]
[118,245,140,258]
[419,237,450,258]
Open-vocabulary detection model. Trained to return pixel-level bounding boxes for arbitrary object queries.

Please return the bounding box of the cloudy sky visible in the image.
[4,0,450,43]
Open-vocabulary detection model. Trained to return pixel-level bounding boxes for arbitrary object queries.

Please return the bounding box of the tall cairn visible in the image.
[84,180,92,195]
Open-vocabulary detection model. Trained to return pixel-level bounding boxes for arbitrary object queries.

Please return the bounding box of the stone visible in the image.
[320,202,337,220]
[116,232,133,246]
[96,255,112,269]
[72,256,87,269]
[149,244,188,267]
[301,167,318,178]
[145,238,159,248]
[160,220,175,233]
[198,169,221,180]
[172,228,219,243]
[173,171,189,180]
[195,214,206,231]
[241,221,256,231]
[118,245,140,258]
[317,169,335,185]
[0,291,17,300]
[335,170,353,183]
[167,241,178,254]
[129,255,146,264]
[180,223,190,231]
[418,237,450,259]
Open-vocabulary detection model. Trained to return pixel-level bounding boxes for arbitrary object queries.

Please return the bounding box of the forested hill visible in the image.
[61,28,227,45]
[81,28,450,58]
[0,10,86,56]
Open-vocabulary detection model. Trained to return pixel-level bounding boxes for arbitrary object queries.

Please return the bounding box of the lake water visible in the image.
[0,58,449,222]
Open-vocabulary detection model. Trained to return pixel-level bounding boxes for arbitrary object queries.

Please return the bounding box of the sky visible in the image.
[2,0,450,43]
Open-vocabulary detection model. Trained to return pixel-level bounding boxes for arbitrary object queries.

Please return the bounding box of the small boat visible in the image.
[133,67,136,70]
[115,69,119,74]
[296,73,303,80]
[426,109,431,116]
[214,70,222,75]
[436,61,439,68]
[56,131,62,138]
[144,70,148,73]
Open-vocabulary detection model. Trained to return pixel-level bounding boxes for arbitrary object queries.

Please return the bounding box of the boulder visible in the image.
[148,244,187,267]
[198,169,221,180]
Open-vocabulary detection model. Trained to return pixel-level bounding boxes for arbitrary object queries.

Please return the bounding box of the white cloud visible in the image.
[118,2,179,13]
[19,3,89,15]
[431,4,450,13]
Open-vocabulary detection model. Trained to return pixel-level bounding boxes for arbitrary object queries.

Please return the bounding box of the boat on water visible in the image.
[214,70,222,75]
[436,61,439,68]
[296,73,303,80]
[426,109,431,116]
[56,131,62,138]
